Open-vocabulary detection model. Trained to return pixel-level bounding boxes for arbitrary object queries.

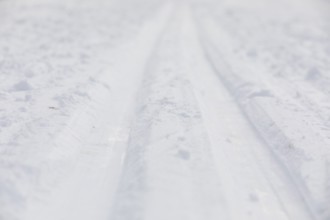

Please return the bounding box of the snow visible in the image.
[0,0,330,219]
[10,81,33,92]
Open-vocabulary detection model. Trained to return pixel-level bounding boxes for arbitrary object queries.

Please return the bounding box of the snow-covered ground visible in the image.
[0,0,330,219]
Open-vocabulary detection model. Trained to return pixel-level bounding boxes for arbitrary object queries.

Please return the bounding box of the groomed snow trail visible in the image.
[0,0,329,219]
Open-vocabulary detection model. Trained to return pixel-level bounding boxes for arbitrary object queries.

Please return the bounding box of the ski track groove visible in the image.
[187,6,317,220]
[3,3,174,220]
[111,6,227,220]
[191,5,329,220]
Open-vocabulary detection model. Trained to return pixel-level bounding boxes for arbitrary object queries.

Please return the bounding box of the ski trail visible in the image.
[183,6,315,220]
[110,5,228,220]
[20,4,173,220]
[191,5,323,220]
[0,1,328,220]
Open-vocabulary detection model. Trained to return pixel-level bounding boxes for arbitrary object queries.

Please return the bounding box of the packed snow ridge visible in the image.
[0,0,330,219]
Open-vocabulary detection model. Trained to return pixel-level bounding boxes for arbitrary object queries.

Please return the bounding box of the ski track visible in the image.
[191,2,330,218]
[0,0,330,220]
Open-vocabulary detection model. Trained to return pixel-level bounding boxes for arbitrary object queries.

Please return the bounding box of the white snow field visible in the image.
[0,0,330,219]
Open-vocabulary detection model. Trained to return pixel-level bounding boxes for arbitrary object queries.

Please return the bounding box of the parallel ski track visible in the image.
[2,1,329,220]
[191,4,328,220]
[16,4,174,220]
[110,6,227,220]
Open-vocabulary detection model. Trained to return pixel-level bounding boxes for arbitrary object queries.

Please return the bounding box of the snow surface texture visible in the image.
[0,0,329,219]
